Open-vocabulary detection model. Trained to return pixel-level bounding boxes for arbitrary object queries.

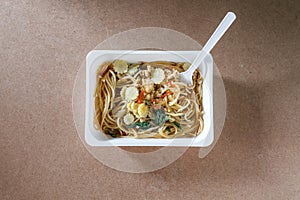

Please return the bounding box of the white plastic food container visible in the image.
[85,50,214,147]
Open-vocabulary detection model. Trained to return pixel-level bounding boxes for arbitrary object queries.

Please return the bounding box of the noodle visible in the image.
[94,60,204,138]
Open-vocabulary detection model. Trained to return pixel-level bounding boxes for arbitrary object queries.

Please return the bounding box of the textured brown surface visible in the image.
[1,0,300,199]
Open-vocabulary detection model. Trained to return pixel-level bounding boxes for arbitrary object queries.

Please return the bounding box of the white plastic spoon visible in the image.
[180,12,236,85]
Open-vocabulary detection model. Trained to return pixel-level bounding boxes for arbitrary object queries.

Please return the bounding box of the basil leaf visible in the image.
[166,127,171,133]
[127,123,137,129]
[105,130,117,138]
[172,121,182,129]
[154,109,169,126]
[127,121,151,130]
[145,100,152,106]
[136,121,151,130]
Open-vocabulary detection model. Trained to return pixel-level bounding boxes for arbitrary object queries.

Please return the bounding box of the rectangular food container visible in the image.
[85,50,214,147]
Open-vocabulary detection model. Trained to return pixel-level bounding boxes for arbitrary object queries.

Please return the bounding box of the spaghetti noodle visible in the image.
[94,60,204,138]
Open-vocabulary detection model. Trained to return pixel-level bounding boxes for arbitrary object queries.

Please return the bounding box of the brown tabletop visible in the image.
[1,0,299,199]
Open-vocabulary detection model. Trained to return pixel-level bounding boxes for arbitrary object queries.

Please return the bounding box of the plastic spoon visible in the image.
[180,12,236,85]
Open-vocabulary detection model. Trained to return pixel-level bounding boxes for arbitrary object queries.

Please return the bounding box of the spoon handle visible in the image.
[186,12,236,75]
[203,12,236,53]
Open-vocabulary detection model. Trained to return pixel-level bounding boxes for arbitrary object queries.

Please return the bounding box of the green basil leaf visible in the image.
[172,121,182,129]
[105,130,117,138]
[127,121,151,130]
[154,109,169,126]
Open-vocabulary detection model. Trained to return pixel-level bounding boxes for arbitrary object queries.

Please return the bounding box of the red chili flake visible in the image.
[121,131,126,136]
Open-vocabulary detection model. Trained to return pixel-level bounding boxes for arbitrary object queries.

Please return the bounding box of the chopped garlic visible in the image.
[112,60,128,74]
[151,68,165,84]
[123,113,134,125]
[145,84,154,93]
[140,118,146,122]
[125,87,138,101]
[145,94,151,100]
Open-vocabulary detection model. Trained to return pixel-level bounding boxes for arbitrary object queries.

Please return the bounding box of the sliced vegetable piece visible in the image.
[112,60,128,74]
[182,62,191,71]
[151,68,165,84]
[123,113,134,125]
[125,87,139,101]
[120,86,127,99]
[138,103,149,118]
[131,102,139,111]
[127,101,133,110]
